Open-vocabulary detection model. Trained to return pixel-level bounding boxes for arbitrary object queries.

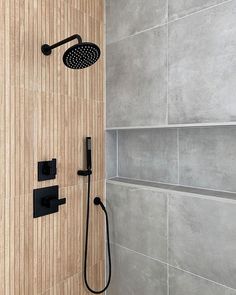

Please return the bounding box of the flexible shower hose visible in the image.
[84,174,111,294]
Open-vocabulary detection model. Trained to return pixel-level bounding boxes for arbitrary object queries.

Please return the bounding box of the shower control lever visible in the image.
[42,196,66,210]
[33,185,66,218]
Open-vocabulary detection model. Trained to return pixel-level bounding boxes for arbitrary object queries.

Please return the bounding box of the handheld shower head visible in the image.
[41,34,101,69]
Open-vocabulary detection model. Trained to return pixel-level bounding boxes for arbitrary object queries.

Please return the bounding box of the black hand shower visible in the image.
[78,137,111,294]
[41,34,101,69]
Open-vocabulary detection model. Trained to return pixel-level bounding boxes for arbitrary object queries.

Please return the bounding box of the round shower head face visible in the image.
[63,42,101,69]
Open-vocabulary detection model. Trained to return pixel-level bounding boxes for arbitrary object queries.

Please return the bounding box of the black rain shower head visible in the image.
[63,42,100,69]
[41,34,101,69]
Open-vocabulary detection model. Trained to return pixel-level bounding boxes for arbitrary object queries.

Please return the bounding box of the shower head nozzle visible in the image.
[63,43,100,69]
[41,34,101,70]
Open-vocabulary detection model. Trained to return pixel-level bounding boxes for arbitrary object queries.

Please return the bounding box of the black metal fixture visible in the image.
[33,185,66,218]
[78,136,92,176]
[38,158,57,181]
[78,137,111,294]
[41,34,101,69]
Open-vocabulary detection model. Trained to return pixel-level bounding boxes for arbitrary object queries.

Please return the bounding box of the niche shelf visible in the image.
[107,177,236,201]
[106,121,236,131]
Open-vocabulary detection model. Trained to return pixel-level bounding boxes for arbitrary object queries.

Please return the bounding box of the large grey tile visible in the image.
[106,181,167,261]
[106,131,117,179]
[169,267,236,295]
[179,127,236,192]
[107,244,167,295]
[168,1,236,124]
[106,0,167,44]
[118,129,178,184]
[169,0,227,21]
[169,193,236,289]
[106,27,167,128]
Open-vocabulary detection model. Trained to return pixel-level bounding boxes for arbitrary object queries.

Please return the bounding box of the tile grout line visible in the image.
[167,191,170,295]
[110,241,168,265]
[107,22,168,46]
[177,128,180,185]
[111,241,236,292]
[116,130,119,177]
[166,0,169,127]
[107,0,234,46]
[170,265,236,293]
[167,264,170,295]
[166,1,170,281]
[168,0,234,24]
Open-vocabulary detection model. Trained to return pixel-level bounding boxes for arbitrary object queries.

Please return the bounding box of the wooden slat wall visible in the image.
[0,0,105,294]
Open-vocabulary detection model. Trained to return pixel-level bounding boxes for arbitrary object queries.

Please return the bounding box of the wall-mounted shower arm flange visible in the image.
[41,34,82,55]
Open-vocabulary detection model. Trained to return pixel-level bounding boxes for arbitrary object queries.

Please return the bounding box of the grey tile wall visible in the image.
[107,27,168,128]
[107,1,236,128]
[106,0,167,44]
[107,244,167,295]
[106,0,236,294]
[106,131,117,179]
[107,182,167,261]
[118,129,178,184]
[168,1,236,124]
[168,0,228,21]
[169,267,236,295]
[169,192,236,289]
[179,127,236,192]
[106,180,236,295]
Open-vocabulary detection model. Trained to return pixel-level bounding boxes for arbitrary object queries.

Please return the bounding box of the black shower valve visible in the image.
[38,158,57,181]
[42,162,53,175]
[33,185,66,218]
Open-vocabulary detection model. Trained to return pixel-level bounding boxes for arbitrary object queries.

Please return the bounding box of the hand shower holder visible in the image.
[77,169,92,176]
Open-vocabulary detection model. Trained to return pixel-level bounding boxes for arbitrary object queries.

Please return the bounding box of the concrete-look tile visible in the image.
[107,244,167,295]
[106,27,167,128]
[168,1,236,124]
[169,193,236,289]
[169,267,236,295]
[169,0,228,21]
[118,129,178,184]
[106,181,167,261]
[106,0,167,44]
[179,127,236,192]
[106,131,117,179]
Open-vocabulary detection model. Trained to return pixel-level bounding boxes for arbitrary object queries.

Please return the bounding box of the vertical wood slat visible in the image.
[0,0,105,294]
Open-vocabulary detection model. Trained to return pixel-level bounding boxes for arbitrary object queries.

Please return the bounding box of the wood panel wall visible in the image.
[0,0,105,294]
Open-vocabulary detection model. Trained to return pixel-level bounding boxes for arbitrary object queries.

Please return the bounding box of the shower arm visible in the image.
[41,34,82,56]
